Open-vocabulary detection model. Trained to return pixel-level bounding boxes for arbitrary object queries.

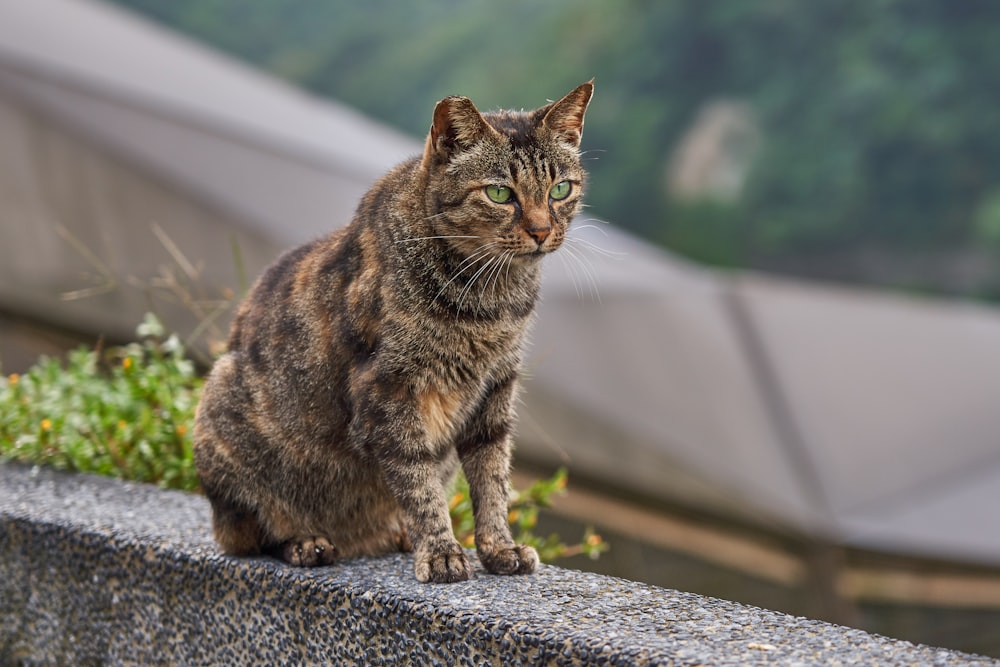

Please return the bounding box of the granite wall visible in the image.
[1,463,994,666]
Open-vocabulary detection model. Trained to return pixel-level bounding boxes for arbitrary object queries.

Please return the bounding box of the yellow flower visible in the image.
[175,424,188,437]
[118,420,127,431]
[586,533,603,547]
[448,492,464,510]
[462,535,476,548]
[40,418,52,432]
[7,373,19,386]
[122,357,133,370]
[508,509,521,523]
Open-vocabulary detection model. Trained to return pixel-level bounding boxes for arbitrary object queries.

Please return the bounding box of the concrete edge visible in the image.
[1,463,995,666]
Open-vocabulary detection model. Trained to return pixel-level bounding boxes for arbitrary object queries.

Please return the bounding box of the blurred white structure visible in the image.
[0,0,415,345]
[666,99,760,202]
[2,0,999,572]
[529,238,1000,566]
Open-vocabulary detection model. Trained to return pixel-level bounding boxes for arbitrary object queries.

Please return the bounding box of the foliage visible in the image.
[0,314,604,562]
[0,314,201,490]
[451,467,607,562]
[105,0,1000,298]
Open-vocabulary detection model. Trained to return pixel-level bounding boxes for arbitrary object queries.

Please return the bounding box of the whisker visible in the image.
[458,254,500,315]
[476,252,507,318]
[432,243,498,304]
[558,246,584,301]
[570,224,610,236]
[484,250,514,307]
[455,248,501,306]
[503,249,515,292]
[395,235,481,244]
[565,235,626,259]
[561,244,602,303]
[577,248,603,303]
[479,252,502,302]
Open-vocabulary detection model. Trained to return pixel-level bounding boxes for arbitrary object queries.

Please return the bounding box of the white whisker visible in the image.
[503,250,515,293]
[576,215,610,225]
[558,246,584,301]
[476,252,507,318]
[561,243,602,303]
[571,248,598,302]
[566,235,626,259]
[483,250,514,308]
[570,224,610,236]
[432,243,498,304]
[458,253,501,315]
[576,247,603,302]
[395,235,480,244]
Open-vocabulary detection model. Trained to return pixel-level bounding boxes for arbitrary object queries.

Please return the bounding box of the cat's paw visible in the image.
[414,543,472,583]
[279,536,338,567]
[479,543,539,576]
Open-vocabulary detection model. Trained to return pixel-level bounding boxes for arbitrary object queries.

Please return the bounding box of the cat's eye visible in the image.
[550,180,572,200]
[485,185,513,204]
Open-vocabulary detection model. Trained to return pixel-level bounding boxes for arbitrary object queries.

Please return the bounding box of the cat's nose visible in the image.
[526,225,551,245]
[523,207,552,247]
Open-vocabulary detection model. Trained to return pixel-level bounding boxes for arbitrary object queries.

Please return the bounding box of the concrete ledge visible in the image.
[1,463,994,666]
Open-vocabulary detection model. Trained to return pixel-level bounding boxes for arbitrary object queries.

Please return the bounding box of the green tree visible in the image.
[104,0,1000,298]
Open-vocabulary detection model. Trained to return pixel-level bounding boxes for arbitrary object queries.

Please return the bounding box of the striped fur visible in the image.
[194,82,593,583]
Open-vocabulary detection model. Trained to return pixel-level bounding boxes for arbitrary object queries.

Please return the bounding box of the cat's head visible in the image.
[421,81,593,263]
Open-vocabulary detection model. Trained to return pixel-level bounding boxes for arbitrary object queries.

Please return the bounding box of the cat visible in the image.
[193,81,593,583]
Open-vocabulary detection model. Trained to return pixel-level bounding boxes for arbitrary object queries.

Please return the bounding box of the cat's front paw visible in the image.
[479,543,539,576]
[414,543,472,583]
[279,536,338,567]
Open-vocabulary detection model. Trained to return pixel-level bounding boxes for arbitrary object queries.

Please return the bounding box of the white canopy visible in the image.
[2,0,999,567]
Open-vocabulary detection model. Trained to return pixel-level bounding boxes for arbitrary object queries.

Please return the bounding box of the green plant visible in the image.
[0,314,201,491]
[450,467,608,562]
[0,314,605,562]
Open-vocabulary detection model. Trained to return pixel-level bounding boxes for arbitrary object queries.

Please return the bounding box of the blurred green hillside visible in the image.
[107,0,1000,299]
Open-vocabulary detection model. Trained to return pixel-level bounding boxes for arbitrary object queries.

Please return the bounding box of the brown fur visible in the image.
[193,82,594,582]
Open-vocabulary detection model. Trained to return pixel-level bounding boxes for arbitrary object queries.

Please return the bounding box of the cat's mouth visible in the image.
[518,247,551,260]
[526,240,562,257]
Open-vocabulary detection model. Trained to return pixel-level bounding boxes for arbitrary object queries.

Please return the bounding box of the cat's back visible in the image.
[227,155,422,345]
[226,237,327,353]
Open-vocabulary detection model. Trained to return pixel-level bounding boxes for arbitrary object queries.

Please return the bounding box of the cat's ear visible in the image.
[540,80,594,147]
[426,95,498,162]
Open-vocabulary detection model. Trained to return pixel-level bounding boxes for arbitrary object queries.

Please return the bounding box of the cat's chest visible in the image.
[417,384,467,447]
[408,324,523,446]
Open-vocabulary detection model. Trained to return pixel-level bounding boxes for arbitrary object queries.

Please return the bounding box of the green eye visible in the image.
[485,185,513,204]
[550,180,572,200]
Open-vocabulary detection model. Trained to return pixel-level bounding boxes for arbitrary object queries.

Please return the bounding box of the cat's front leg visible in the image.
[350,386,471,583]
[457,375,539,577]
[384,457,472,583]
[460,439,538,576]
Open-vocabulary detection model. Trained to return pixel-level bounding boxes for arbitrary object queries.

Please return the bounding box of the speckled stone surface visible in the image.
[0,463,996,666]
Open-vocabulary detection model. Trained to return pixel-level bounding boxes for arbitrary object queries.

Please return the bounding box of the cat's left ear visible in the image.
[541,80,594,147]
[426,95,499,162]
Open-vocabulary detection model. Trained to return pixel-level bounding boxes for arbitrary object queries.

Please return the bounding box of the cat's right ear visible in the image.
[541,80,594,148]
[425,96,498,164]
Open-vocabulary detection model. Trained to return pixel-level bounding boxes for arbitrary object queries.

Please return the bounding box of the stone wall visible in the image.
[0,463,994,666]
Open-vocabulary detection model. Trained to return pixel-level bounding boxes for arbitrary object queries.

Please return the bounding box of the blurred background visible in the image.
[1,0,999,657]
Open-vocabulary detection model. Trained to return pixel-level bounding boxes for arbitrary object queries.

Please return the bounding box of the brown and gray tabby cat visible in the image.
[194,81,593,583]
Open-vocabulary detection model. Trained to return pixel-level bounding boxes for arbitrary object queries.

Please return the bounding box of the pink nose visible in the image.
[526,226,551,245]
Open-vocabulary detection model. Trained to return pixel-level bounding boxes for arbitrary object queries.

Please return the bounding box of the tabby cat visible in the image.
[193,81,593,583]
